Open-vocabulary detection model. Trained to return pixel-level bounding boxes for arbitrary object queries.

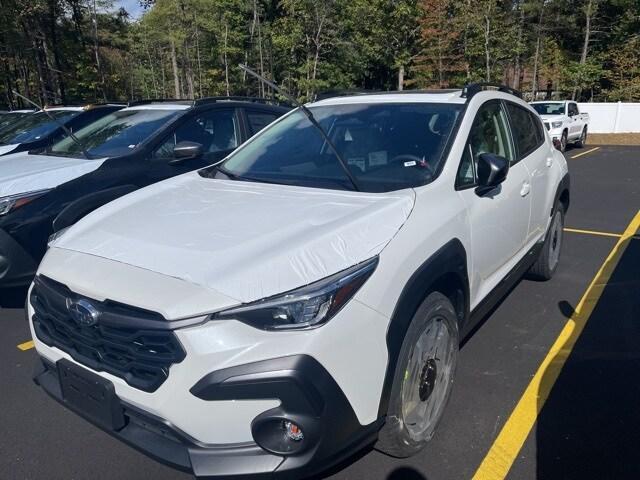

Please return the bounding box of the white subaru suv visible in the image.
[29,84,569,479]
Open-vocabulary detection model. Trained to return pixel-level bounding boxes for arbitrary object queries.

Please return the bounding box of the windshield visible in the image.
[0,110,79,145]
[214,103,462,193]
[49,108,182,158]
[0,112,31,131]
[531,103,565,115]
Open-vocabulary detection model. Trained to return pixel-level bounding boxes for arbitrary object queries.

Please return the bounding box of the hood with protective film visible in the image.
[0,144,19,156]
[0,152,107,198]
[53,173,415,304]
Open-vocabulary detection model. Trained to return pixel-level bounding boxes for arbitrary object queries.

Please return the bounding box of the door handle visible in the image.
[546,157,553,167]
[520,182,531,197]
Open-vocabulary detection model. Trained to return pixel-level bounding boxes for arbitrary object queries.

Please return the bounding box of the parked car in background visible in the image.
[0,109,35,131]
[530,100,590,152]
[30,85,569,479]
[0,104,124,156]
[0,97,289,289]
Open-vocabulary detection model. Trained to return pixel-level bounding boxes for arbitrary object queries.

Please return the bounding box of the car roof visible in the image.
[122,104,193,112]
[531,101,566,104]
[311,90,467,107]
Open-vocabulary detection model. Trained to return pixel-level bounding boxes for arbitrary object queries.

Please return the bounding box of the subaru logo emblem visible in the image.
[66,298,100,327]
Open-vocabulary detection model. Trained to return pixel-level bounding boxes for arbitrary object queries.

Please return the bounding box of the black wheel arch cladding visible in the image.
[377,238,469,418]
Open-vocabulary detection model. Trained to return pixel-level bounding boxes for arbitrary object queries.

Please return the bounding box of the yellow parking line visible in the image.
[571,146,600,159]
[17,340,34,351]
[564,227,622,239]
[472,210,640,480]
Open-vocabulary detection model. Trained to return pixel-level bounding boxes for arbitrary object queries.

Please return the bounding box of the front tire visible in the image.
[527,205,565,281]
[375,292,459,458]
[559,131,568,152]
[575,127,587,148]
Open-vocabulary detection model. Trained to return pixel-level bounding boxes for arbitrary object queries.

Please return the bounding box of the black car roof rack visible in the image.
[127,99,195,107]
[461,82,522,100]
[194,96,292,107]
[315,89,462,101]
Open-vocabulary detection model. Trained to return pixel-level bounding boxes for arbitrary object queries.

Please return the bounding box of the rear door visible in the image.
[504,101,551,243]
[456,100,532,302]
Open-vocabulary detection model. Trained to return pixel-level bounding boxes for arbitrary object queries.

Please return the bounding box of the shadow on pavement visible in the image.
[0,285,28,309]
[387,466,428,480]
[536,235,640,479]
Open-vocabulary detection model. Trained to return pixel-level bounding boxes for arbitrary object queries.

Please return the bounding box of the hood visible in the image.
[0,144,19,156]
[53,174,415,304]
[0,152,107,198]
[539,114,566,121]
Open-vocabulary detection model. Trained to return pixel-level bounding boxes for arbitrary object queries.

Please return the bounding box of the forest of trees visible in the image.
[1,0,639,108]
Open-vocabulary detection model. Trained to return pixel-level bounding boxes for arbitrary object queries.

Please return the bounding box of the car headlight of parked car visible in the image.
[216,257,379,330]
[551,121,563,129]
[0,189,50,216]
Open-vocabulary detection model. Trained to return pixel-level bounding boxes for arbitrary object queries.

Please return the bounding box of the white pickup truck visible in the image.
[531,101,590,152]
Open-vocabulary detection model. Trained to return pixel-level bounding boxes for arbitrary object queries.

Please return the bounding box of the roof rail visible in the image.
[315,89,462,101]
[461,82,522,100]
[194,96,292,107]
[128,99,195,107]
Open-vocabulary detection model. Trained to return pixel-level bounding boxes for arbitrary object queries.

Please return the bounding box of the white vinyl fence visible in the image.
[577,102,640,133]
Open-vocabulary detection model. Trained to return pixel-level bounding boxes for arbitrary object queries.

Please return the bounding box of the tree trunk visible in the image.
[514,3,524,90]
[170,38,181,98]
[92,0,107,101]
[223,22,230,96]
[398,65,404,91]
[46,0,66,101]
[531,1,545,99]
[483,12,491,82]
[573,0,595,100]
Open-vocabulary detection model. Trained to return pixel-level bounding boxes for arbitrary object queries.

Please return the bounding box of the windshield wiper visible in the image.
[238,64,360,192]
[12,91,92,160]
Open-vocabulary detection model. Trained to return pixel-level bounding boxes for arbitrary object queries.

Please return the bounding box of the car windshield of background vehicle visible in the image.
[0,112,30,131]
[49,109,182,159]
[0,110,79,145]
[531,103,565,115]
[215,103,462,193]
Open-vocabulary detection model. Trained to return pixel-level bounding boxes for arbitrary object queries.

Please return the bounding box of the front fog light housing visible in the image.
[216,256,378,330]
[283,421,304,441]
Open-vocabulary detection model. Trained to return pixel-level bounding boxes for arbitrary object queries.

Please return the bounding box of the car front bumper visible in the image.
[33,353,381,479]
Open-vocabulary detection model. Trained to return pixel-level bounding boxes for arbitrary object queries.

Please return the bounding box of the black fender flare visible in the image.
[551,172,570,216]
[377,238,469,417]
[52,184,138,232]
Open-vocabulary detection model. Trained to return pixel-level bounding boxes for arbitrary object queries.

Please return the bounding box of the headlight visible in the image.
[0,189,50,216]
[551,121,563,129]
[215,257,378,330]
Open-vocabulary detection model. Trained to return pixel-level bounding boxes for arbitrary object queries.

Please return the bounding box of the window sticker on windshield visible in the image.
[128,144,136,149]
[347,157,366,172]
[404,160,417,167]
[369,151,388,166]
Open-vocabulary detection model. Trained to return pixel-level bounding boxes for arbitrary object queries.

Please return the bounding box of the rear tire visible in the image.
[527,205,564,281]
[575,127,587,148]
[375,292,459,458]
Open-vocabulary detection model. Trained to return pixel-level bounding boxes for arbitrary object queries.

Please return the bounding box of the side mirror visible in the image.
[170,141,203,164]
[475,153,509,196]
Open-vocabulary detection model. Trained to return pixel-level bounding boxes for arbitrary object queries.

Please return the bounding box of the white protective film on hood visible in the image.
[0,152,107,198]
[0,144,19,156]
[54,173,415,304]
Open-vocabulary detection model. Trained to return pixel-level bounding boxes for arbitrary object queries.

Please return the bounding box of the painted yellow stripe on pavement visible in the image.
[17,340,34,351]
[472,209,640,480]
[571,146,600,159]
[564,227,622,239]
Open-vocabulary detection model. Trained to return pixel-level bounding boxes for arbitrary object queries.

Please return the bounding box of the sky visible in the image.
[112,0,145,20]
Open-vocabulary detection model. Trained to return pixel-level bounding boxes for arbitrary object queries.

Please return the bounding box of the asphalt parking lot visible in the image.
[1,145,638,480]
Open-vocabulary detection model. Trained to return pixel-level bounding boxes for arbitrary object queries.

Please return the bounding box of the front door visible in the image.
[456,100,532,307]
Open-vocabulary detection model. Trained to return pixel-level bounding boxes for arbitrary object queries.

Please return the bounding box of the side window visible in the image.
[568,103,578,116]
[246,110,279,135]
[457,101,514,188]
[505,103,542,159]
[153,109,239,160]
